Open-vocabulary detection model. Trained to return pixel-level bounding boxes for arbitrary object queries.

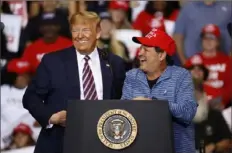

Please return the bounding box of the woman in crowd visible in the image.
[3,123,35,151]
[132,1,179,36]
[1,58,38,150]
[185,24,232,109]
[98,12,132,71]
[108,0,132,29]
[186,60,232,153]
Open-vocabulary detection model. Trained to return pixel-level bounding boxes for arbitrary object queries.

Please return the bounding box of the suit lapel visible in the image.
[62,47,112,100]
[62,46,80,99]
[98,49,112,99]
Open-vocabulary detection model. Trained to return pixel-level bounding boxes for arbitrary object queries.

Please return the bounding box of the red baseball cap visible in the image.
[185,55,209,80]
[201,24,220,38]
[185,55,204,68]
[7,58,31,74]
[109,0,129,11]
[13,123,32,136]
[132,28,176,56]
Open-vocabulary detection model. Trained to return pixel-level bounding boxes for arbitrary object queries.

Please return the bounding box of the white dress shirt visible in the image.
[76,48,103,100]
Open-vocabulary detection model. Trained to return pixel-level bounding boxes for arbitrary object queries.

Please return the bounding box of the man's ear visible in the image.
[96,27,101,39]
[159,51,167,62]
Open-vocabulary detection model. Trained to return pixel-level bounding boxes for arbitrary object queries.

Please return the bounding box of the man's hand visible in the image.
[205,143,215,153]
[49,110,67,127]
[133,97,151,100]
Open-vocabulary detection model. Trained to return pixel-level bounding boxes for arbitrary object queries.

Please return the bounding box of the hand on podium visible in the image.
[133,97,151,100]
[49,110,67,127]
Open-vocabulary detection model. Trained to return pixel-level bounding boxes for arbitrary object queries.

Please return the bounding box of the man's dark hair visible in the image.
[145,1,180,18]
[154,47,174,66]
[187,65,209,81]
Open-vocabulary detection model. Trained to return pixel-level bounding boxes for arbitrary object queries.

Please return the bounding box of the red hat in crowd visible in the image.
[185,55,209,80]
[132,28,176,56]
[13,123,32,136]
[185,55,204,68]
[201,24,220,38]
[7,58,31,74]
[109,0,129,11]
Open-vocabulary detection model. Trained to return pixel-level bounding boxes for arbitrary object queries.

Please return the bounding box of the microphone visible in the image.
[227,22,232,38]
[99,48,113,75]
[99,48,109,61]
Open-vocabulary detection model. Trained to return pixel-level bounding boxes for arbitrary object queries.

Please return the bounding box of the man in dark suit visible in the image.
[22,11,126,153]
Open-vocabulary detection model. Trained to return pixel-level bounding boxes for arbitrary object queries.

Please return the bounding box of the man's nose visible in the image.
[77,31,84,39]
[138,48,145,56]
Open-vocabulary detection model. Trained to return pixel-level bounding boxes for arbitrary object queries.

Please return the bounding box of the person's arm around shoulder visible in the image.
[169,69,198,125]
[22,54,65,128]
[110,54,126,99]
[121,70,134,100]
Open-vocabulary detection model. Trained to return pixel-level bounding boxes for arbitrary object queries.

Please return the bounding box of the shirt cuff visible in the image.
[46,120,53,129]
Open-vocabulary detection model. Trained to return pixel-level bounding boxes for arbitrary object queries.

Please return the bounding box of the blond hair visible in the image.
[69,11,101,30]
[97,35,129,61]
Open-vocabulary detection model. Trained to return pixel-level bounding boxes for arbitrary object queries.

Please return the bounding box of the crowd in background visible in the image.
[1,1,232,153]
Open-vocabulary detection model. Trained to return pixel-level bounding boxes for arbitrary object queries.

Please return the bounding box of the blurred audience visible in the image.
[3,123,35,151]
[174,1,232,65]
[188,63,232,153]
[98,12,132,70]
[133,1,179,36]
[1,30,19,85]
[1,58,37,150]
[6,58,31,88]
[21,16,72,73]
[193,97,231,153]
[86,1,109,14]
[0,1,12,14]
[22,0,71,46]
[108,0,132,29]
[185,24,232,109]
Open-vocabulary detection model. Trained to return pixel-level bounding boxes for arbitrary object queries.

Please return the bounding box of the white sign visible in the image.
[164,20,175,37]
[1,14,22,53]
[8,1,28,27]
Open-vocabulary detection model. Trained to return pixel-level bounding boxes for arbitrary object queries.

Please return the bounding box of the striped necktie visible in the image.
[82,55,98,100]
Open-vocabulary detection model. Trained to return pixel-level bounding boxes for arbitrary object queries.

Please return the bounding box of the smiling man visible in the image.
[121,28,198,153]
[22,11,125,153]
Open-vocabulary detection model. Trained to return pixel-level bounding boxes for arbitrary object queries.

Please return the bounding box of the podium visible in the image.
[63,100,175,153]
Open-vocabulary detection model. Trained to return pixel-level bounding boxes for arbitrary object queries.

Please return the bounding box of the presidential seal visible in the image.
[97,109,137,150]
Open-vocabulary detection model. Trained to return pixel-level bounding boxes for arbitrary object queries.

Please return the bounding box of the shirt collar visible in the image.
[137,66,172,85]
[76,48,98,62]
[157,66,172,83]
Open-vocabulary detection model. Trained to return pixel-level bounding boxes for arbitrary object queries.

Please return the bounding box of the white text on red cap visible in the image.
[116,1,127,7]
[16,62,29,68]
[145,28,158,39]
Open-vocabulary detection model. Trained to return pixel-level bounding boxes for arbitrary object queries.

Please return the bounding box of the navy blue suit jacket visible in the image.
[22,46,126,153]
